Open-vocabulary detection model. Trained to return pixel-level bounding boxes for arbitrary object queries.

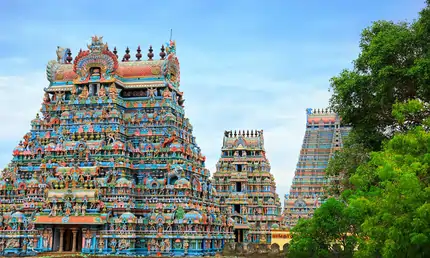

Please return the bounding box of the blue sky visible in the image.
[0,0,425,201]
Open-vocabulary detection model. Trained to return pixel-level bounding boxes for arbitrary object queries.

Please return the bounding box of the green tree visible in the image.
[351,126,430,257]
[288,198,361,258]
[329,1,430,149]
[327,1,430,190]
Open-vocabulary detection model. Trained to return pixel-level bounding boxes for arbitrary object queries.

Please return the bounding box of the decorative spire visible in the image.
[136,46,142,61]
[123,47,131,62]
[160,45,166,60]
[66,49,73,64]
[148,45,154,61]
[113,47,118,58]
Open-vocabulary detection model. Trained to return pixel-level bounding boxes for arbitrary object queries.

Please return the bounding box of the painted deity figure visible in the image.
[183,240,189,253]
[164,239,171,252]
[27,237,34,251]
[56,91,64,104]
[110,238,117,253]
[162,88,171,98]
[43,92,51,104]
[79,86,89,99]
[148,88,157,99]
[98,85,106,97]
[108,83,117,99]
[22,238,28,252]
[85,230,92,249]
[98,238,104,252]
[0,238,5,251]
[42,230,50,248]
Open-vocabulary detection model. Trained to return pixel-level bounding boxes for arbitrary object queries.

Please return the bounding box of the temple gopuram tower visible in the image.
[213,130,282,245]
[283,108,351,228]
[0,36,234,256]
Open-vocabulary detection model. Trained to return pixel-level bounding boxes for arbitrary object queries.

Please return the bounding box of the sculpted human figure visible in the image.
[162,88,171,98]
[148,88,156,99]
[98,85,106,97]
[108,83,117,100]
[79,86,89,99]
[43,92,51,104]
[71,86,77,96]
[56,91,64,104]
[85,231,92,248]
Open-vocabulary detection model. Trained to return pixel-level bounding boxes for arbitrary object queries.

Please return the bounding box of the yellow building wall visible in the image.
[270,230,292,250]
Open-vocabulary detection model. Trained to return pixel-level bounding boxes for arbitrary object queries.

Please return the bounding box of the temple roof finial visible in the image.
[113,47,118,58]
[123,47,130,62]
[136,46,142,61]
[160,45,166,60]
[66,49,73,64]
[148,45,154,61]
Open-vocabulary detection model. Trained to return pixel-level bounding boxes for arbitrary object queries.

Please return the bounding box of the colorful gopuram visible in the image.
[282,108,351,228]
[213,130,282,245]
[0,36,234,256]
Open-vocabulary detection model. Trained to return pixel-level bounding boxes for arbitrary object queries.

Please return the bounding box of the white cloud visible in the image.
[0,73,44,140]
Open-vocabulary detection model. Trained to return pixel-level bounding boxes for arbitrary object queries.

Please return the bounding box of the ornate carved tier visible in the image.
[282,109,351,229]
[213,130,282,245]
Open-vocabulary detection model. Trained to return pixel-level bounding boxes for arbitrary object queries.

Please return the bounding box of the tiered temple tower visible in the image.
[0,36,234,256]
[213,130,282,245]
[283,108,351,229]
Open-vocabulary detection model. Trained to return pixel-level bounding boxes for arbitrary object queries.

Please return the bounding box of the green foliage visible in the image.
[352,127,430,257]
[329,6,430,151]
[327,1,430,188]
[325,136,370,195]
[288,198,360,258]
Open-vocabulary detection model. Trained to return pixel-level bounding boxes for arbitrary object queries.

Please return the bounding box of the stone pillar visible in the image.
[72,228,78,252]
[59,228,65,252]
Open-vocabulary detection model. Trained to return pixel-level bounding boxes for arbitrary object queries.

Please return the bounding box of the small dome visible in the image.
[116,177,131,187]
[26,178,39,186]
[164,113,175,121]
[120,212,136,221]
[271,223,280,229]
[61,111,70,118]
[14,144,24,152]
[184,210,202,221]
[174,178,190,189]
[46,177,59,183]
[31,117,42,125]
[170,142,182,149]
[110,109,120,117]
[11,212,27,223]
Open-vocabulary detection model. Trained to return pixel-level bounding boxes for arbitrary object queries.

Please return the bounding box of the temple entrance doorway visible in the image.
[63,228,82,252]
[234,229,244,243]
[53,227,83,252]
